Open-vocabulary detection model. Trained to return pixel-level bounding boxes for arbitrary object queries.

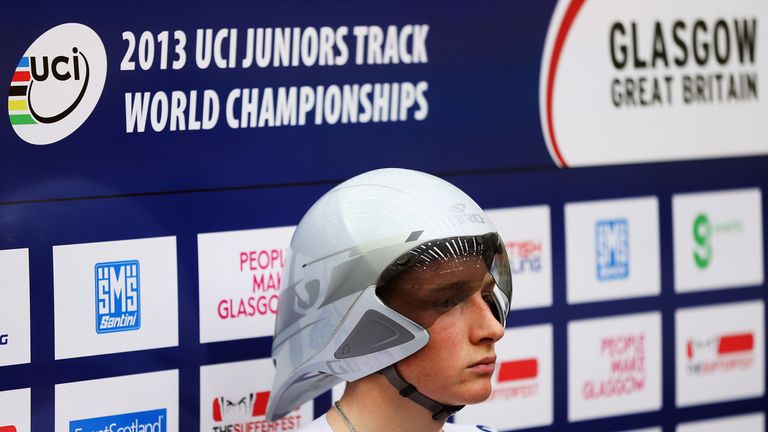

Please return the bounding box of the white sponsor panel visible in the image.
[0,388,31,432]
[198,226,294,343]
[53,236,179,359]
[540,0,768,167]
[568,312,662,421]
[673,188,764,292]
[455,324,553,430]
[55,369,178,432]
[565,197,660,304]
[200,358,312,431]
[0,248,30,366]
[486,206,553,310]
[675,300,765,407]
[677,412,765,432]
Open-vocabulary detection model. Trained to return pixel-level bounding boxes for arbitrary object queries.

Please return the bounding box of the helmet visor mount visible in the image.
[377,232,512,329]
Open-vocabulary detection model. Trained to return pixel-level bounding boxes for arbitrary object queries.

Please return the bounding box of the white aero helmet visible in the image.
[266,168,512,421]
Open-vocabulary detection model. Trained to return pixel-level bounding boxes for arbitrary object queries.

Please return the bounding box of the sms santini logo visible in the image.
[8,23,106,145]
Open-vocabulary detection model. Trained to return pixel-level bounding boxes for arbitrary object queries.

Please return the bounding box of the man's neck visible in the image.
[327,374,447,432]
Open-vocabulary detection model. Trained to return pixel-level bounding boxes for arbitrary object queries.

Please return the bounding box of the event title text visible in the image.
[121,25,430,133]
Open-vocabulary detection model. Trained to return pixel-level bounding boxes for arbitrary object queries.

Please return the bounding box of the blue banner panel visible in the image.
[2,0,555,203]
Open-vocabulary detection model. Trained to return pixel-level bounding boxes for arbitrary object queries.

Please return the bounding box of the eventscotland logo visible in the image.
[70,408,166,432]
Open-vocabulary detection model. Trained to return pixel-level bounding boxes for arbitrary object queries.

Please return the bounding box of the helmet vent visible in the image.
[334,309,415,359]
[405,230,424,243]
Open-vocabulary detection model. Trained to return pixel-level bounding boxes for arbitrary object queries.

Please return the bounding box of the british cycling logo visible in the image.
[8,23,107,145]
[595,219,629,281]
[505,240,543,275]
[95,260,141,334]
[69,408,166,432]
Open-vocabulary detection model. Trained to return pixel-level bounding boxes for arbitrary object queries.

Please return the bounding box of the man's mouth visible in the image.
[469,355,497,374]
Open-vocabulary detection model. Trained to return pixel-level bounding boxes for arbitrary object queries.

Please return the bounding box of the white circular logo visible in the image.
[8,23,107,145]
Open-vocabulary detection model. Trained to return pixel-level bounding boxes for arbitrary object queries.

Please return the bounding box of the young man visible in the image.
[266,168,512,431]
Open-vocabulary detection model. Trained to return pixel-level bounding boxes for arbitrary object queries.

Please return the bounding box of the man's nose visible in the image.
[469,293,505,344]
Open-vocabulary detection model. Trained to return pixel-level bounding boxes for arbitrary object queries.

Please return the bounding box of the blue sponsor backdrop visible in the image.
[0,0,766,431]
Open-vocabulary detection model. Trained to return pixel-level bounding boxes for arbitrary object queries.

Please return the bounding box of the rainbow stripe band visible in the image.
[8,56,36,125]
[9,85,26,97]
[12,71,30,82]
[8,99,27,111]
[10,114,35,125]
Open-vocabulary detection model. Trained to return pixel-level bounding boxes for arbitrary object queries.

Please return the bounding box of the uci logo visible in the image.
[8,23,107,145]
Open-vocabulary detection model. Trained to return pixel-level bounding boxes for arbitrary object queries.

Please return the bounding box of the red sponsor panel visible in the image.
[498,358,538,382]
[718,333,754,355]
[0,427,17,432]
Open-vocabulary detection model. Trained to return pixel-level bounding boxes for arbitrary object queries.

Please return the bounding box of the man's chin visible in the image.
[457,380,494,405]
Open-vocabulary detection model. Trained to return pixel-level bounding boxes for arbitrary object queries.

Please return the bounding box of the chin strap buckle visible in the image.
[377,365,464,422]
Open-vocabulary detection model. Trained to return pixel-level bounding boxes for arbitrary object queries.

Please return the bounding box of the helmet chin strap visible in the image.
[378,364,464,421]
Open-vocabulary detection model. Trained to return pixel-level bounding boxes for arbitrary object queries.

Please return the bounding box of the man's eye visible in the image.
[482,291,502,321]
[482,292,499,311]
[482,291,495,306]
[434,298,459,311]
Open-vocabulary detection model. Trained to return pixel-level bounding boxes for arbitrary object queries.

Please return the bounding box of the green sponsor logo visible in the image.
[693,213,712,269]
[692,212,744,270]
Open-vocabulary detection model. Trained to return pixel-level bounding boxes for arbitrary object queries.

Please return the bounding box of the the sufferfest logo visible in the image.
[8,23,107,145]
[686,332,754,375]
[212,391,269,422]
[487,358,539,401]
[69,408,166,432]
[583,333,646,400]
[211,391,303,431]
[95,260,141,333]
[595,219,629,280]
[540,0,768,168]
[217,248,284,320]
[506,240,543,275]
